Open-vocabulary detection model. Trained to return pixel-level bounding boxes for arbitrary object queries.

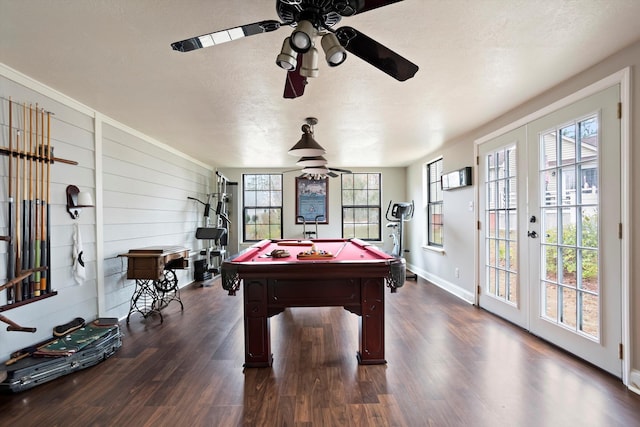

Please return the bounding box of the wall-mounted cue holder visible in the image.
[0,97,78,316]
[441,166,472,190]
[66,185,94,219]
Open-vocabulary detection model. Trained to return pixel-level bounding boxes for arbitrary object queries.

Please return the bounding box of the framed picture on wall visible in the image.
[295,177,329,224]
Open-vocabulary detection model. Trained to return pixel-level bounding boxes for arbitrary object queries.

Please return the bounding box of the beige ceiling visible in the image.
[2,1,640,169]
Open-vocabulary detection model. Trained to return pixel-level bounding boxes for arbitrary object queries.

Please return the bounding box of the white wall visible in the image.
[218,167,407,253]
[0,65,214,361]
[404,39,640,387]
[101,123,212,319]
[406,139,476,303]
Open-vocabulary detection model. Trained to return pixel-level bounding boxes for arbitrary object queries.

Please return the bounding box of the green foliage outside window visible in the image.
[544,213,598,279]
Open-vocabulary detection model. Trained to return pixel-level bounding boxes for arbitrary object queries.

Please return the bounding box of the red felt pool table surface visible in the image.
[221,238,404,367]
[229,238,393,263]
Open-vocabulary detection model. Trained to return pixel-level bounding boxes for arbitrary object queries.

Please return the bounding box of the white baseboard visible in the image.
[628,370,640,395]
[406,263,475,304]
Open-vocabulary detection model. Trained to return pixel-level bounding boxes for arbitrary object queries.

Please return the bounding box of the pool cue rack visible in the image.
[0,98,77,321]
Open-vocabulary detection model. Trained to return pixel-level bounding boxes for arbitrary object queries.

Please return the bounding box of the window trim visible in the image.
[426,157,444,248]
[241,173,283,242]
[340,172,382,241]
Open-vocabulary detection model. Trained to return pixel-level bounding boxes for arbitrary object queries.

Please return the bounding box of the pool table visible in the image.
[221,238,405,367]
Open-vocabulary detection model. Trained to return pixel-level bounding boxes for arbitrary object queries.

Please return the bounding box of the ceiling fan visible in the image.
[287,163,353,179]
[285,117,352,178]
[170,0,419,98]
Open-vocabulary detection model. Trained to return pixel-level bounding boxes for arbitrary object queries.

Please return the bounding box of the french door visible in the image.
[478,126,528,326]
[478,85,622,376]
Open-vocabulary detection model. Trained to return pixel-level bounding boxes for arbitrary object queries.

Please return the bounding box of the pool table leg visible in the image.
[243,279,273,367]
[357,278,387,365]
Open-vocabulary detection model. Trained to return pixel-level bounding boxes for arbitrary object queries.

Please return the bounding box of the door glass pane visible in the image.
[484,145,518,305]
[542,208,557,244]
[538,114,600,339]
[543,283,558,321]
[581,292,599,337]
[560,124,576,166]
[561,287,577,328]
[543,245,558,282]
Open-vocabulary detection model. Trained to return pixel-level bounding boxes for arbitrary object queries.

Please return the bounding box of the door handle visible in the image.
[527,231,538,238]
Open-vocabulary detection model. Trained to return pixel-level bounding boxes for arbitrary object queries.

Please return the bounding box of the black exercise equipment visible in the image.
[386,200,417,281]
[297,215,324,239]
[189,172,231,283]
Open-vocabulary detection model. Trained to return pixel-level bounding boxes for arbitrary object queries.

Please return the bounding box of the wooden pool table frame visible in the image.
[221,238,404,367]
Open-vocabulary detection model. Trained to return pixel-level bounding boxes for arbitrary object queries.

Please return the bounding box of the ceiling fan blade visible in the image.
[340,0,405,16]
[171,20,281,52]
[284,54,307,99]
[335,26,418,81]
[328,167,352,174]
[327,171,339,178]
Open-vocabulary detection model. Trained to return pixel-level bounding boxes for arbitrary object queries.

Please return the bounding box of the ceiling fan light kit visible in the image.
[321,33,347,66]
[300,47,320,78]
[276,37,298,70]
[290,20,315,53]
[171,0,419,99]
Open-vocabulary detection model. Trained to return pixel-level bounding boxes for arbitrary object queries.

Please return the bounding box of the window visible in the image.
[242,174,283,241]
[341,173,381,240]
[427,159,443,246]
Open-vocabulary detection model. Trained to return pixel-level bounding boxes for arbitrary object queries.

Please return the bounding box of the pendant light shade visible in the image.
[288,121,325,157]
[296,156,328,167]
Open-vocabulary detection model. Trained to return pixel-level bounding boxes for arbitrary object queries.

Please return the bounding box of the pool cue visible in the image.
[6,336,57,365]
[13,107,24,302]
[6,98,15,304]
[45,111,52,294]
[28,104,37,299]
[334,241,348,258]
[14,127,22,303]
[39,108,48,296]
[33,106,42,296]
[21,103,30,300]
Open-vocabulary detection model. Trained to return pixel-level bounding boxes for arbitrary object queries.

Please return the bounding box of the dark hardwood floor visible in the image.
[1,276,640,426]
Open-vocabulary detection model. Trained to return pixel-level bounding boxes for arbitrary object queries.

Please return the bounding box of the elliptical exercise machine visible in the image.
[386,200,417,281]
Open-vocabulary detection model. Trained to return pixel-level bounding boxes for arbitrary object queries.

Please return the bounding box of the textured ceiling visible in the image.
[2,0,640,169]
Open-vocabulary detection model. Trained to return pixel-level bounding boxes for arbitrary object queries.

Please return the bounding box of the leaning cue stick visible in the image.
[14,126,22,303]
[13,109,24,302]
[39,108,48,296]
[28,104,36,299]
[7,97,15,304]
[35,107,45,296]
[21,103,30,300]
[33,106,41,296]
[45,110,52,294]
